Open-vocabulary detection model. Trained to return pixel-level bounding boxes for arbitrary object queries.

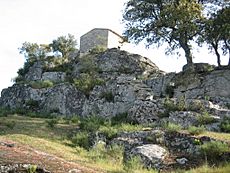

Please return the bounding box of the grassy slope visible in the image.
[0,115,230,173]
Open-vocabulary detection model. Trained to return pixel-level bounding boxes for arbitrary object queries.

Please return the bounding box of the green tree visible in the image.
[198,6,230,66]
[123,0,204,66]
[50,34,77,59]
[19,42,49,62]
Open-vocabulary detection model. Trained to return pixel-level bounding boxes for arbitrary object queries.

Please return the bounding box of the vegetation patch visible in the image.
[164,122,182,133]
[200,141,229,160]
[74,73,105,97]
[197,111,216,125]
[220,117,230,133]
[188,126,205,135]
[99,91,114,102]
[29,80,54,89]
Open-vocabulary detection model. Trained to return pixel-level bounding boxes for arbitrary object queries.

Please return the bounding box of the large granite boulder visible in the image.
[24,61,43,81]
[129,144,168,169]
[41,72,66,83]
[174,69,230,99]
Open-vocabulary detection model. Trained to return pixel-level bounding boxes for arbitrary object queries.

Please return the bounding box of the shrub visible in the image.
[200,141,229,160]
[188,100,205,112]
[197,111,216,125]
[74,73,105,97]
[165,84,175,98]
[124,156,144,172]
[188,126,205,135]
[220,117,230,133]
[25,99,40,110]
[163,97,178,114]
[13,107,28,115]
[5,120,16,129]
[164,122,182,133]
[30,80,54,89]
[111,112,135,125]
[78,55,100,74]
[0,107,11,117]
[89,46,106,54]
[71,131,90,149]
[17,61,34,77]
[100,91,114,102]
[79,116,106,132]
[46,119,58,128]
[27,165,37,173]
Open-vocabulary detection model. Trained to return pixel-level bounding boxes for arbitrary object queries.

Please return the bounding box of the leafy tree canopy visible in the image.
[198,6,230,66]
[50,34,77,58]
[123,0,204,66]
[19,34,78,62]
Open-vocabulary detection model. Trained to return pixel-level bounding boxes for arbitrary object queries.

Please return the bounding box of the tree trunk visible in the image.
[179,40,193,66]
[211,43,221,67]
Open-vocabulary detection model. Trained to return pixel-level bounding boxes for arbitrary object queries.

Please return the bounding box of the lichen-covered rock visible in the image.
[174,69,230,99]
[24,61,43,81]
[96,48,160,76]
[146,73,176,97]
[168,111,199,128]
[128,99,165,124]
[81,75,159,119]
[164,132,200,155]
[41,72,66,83]
[129,144,168,169]
[0,83,86,115]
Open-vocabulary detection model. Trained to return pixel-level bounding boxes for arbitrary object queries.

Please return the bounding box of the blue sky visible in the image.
[0,0,228,94]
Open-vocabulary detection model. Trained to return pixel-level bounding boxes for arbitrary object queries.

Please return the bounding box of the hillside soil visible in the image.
[0,140,100,173]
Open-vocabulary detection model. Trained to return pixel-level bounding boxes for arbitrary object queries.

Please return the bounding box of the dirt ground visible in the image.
[0,140,102,173]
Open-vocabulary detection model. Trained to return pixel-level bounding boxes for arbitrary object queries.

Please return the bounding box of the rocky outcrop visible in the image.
[24,61,43,81]
[173,69,230,99]
[0,49,230,125]
[0,48,163,118]
[0,83,86,115]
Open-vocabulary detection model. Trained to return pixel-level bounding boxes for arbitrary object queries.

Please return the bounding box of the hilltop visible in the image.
[0,48,230,172]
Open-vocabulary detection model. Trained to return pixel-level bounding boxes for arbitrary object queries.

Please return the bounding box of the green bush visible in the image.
[200,141,229,160]
[100,91,114,102]
[111,112,136,125]
[13,107,28,115]
[74,73,105,97]
[17,61,34,77]
[188,126,205,135]
[46,119,58,128]
[89,46,106,54]
[197,111,216,125]
[165,85,175,98]
[164,122,182,133]
[30,80,54,89]
[163,97,178,114]
[71,131,90,149]
[0,107,11,117]
[79,116,106,132]
[78,55,100,74]
[187,100,205,112]
[27,165,37,173]
[5,120,16,129]
[220,117,230,133]
[25,99,40,110]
